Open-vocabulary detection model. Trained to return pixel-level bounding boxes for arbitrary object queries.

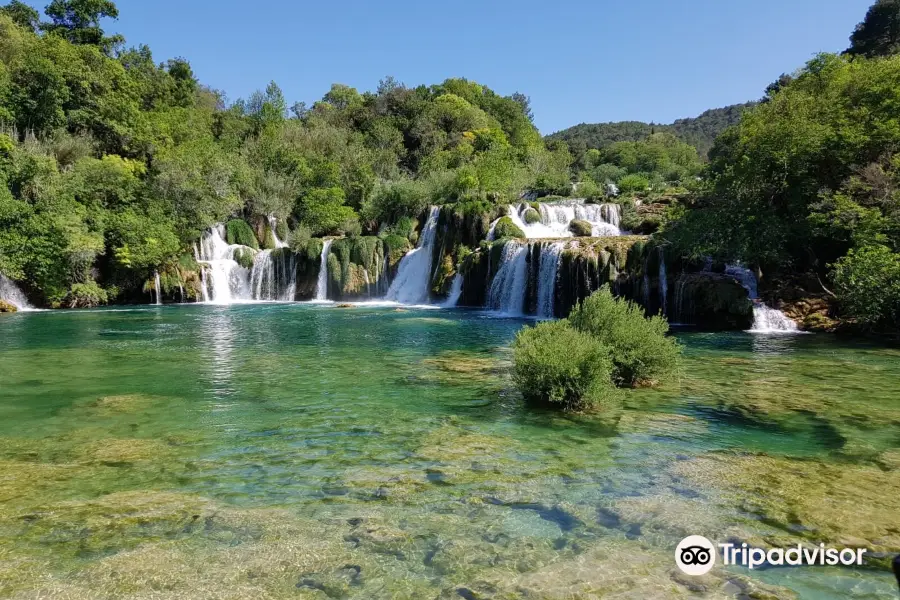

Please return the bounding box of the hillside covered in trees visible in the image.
[546,103,755,160]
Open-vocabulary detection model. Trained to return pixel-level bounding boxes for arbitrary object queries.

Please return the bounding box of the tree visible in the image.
[0,1,40,31]
[41,0,123,53]
[848,0,900,57]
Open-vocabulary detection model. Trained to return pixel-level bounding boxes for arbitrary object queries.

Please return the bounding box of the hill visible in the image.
[547,102,755,158]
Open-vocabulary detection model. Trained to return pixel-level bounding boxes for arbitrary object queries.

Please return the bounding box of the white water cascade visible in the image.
[490,200,622,240]
[198,225,252,304]
[658,248,668,316]
[154,271,162,305]
[0,274,34,311]
[385,206,441,305]
[725,264,799,333]
[488,241,529,315]
[315,239,333,301]
[443,274,464,307]
[535,242,565,318]
[249,249,297,301]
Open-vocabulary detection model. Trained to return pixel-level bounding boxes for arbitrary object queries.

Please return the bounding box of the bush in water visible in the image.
[568,286,681,387]
[512,320,619,412]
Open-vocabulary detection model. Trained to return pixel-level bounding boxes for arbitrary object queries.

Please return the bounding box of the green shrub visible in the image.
[617,174,650,195]
[832,244,900,330]
[493,216,525,239]
[275,219,288,241]
[63,282,108,309]
[512,320,619,412]
[232,247,257,269]
[288,224,312,254]
[338,217,362,238]
[382,234,412,265]
[225,220,259,250]
[569,219,593,237]
[523,208,541,224]
[568,286,681,387]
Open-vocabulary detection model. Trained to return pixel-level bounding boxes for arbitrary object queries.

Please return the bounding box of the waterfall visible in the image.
[198,225,252,304]
[443,274,464,307]
[0,274,34,311]
[535,242,564,318]
[315,239,334,301]
[658,248,667,316]
[488,241,529,315]
[725,264,799,333]
[154,271,162,305]
[268,216,288,249]
[385,206,440,305]
[488,200,621,241]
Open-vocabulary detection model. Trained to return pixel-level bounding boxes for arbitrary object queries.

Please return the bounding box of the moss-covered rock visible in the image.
[493,216,525,239]
[327,237,386,300]
[225,219,258,250]
[231,246,257,269]
[523,207,541,224]
[568,219,593,237]
[0,300,16,313]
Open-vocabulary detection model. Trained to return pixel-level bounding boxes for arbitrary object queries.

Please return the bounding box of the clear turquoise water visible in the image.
[0,304,898,599]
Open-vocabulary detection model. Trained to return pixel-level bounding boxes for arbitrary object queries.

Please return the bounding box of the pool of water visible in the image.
[0,304,898,599]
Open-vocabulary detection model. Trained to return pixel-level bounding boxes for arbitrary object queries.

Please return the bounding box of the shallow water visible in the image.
[0,304,898,599]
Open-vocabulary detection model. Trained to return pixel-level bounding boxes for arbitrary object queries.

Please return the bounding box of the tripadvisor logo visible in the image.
[675,536,868,576]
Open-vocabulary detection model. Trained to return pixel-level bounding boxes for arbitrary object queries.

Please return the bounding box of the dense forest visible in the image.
[546,103,755,160]
[1,0,899,333]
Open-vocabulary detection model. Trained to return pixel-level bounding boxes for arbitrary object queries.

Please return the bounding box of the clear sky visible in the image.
[29,0,874,133]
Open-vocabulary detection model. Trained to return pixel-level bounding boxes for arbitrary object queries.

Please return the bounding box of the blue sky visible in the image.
[31,0,873,133]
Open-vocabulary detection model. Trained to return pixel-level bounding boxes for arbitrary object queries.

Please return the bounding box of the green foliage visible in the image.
[297,187,356,236]
[617,173,650,194]
[568,219,592,237]
[62,280,107,308]
[832,244,900,330]
[668,52,900,285]
[512,319,618,412]
[492,216,525,239]
[287,223,312,254]
[847,0,900,58]
[548,104,754,161]
[568,286,681,387]
[232,246,256,269]
[41,0,124,53]
[225,220,259,249]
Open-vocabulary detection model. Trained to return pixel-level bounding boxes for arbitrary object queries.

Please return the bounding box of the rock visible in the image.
[568,219,593,237]
[0,300,17,313]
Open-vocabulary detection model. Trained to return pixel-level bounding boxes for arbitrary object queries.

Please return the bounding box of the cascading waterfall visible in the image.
[154,271,162,305]
[385,206,441,305]
[315,239,334,301]
[488,241,529,315]
[0,274,34,311]
[443,274,464,307]
[658,247,667,316]
[488,200,622,240]
[268,216,288,249]
[535,242,564,318]
[249,249,297,301]
[198,225,252,304]
[725,264,799,333]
